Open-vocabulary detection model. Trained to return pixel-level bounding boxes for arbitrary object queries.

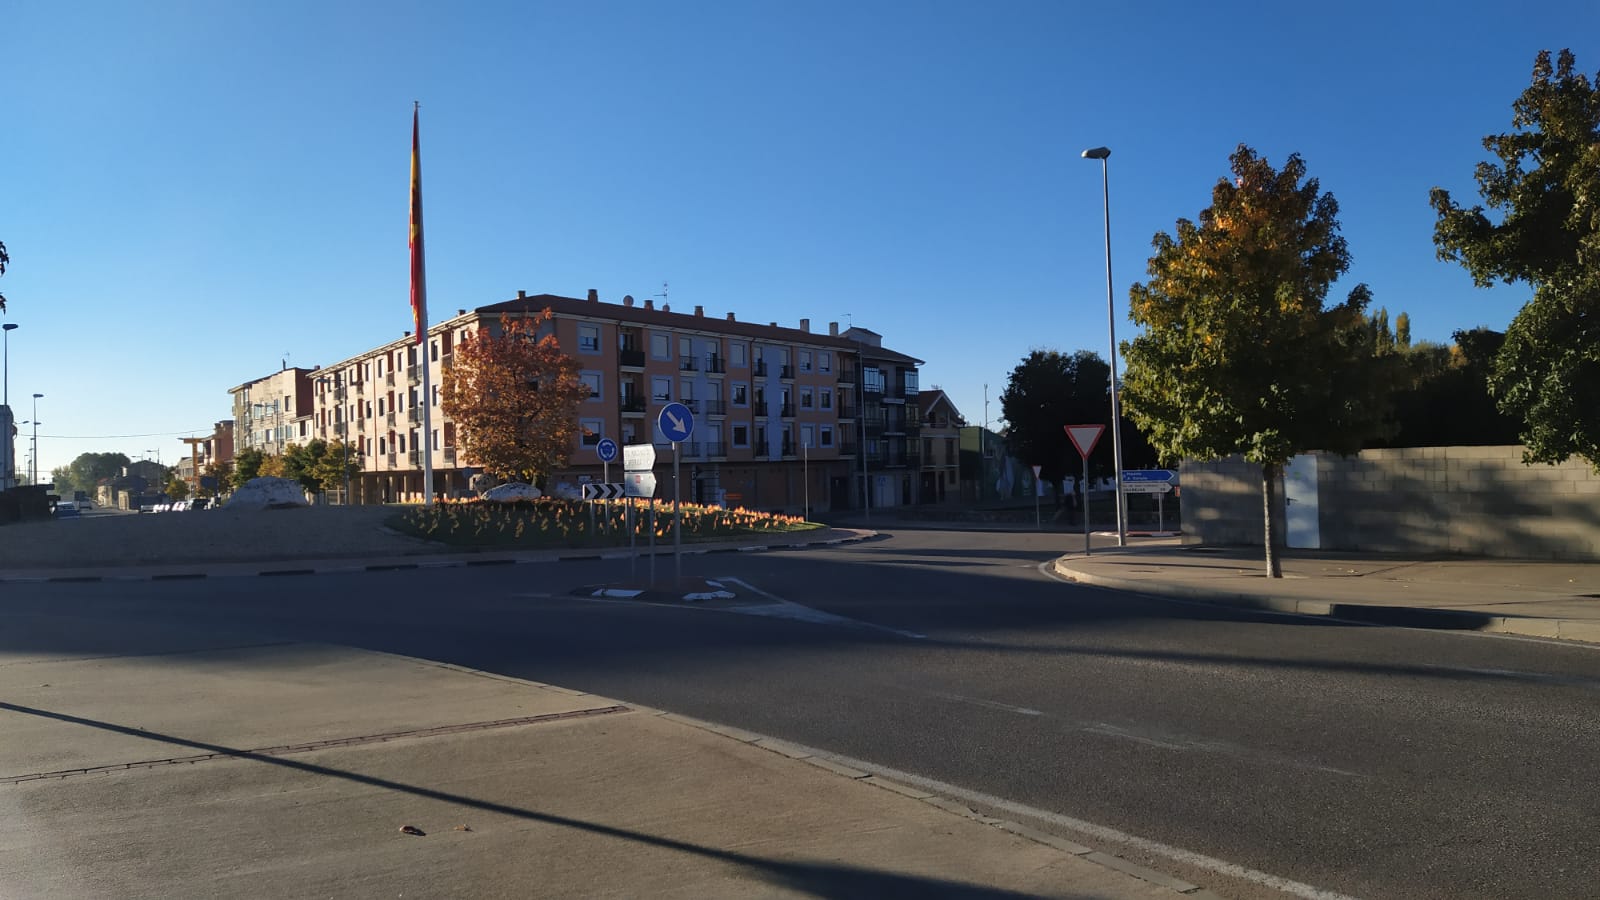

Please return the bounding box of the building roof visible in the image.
[227,367,317,395]
[917,389,966,423]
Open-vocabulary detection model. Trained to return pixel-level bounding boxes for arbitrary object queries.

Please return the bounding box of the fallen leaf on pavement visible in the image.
[399,825,426,836]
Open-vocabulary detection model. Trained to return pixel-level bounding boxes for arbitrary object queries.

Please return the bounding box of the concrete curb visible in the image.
[1052,558,1600,645]
[0,529,879,585]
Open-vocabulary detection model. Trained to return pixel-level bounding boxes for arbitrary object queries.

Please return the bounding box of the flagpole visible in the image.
[411,101,436,506]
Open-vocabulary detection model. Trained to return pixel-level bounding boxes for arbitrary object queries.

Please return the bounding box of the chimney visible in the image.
[587,289,599,302]
[517,290,527,300]
[800,318,810,332]
[829,321,839,336]
[663,304,670,312]
[457,309,466,316]
[623,295,634,307]
[770,322,777,328]
[726,312,735,321]
[644,299,654,310]
[694,305,704,317]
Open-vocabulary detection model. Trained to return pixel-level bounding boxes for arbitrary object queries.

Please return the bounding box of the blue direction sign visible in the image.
[596,437,618,463]
[658,402,695,443]
[1123,469,1177,484]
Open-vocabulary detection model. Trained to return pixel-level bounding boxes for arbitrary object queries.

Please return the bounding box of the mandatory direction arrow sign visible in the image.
[658,402,694,443]
[582,482,625,501]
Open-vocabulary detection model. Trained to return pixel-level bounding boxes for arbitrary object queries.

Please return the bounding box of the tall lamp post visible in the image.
[30,392,42,486]
[1081,146,1127,547]
[3,323,16,409]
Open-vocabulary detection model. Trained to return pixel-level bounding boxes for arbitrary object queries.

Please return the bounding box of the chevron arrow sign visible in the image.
[582,483,626,501]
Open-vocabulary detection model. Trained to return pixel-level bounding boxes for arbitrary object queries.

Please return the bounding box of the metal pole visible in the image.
[648,498,657,588]
[673,442,682,585]
[1097,155,1127,548]
[858,344,868,520]
[31,394,40,485]
[1035,477,1040,530]
[2,324,13,408]
[1083,457,1091,555]
[803,443,809,521]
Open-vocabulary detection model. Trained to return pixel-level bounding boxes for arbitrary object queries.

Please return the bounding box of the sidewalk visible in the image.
[0,643,1198,899]
[1053,543,1600,644]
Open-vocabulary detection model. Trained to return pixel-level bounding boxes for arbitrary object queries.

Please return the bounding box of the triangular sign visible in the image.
[1064,424,1105,459]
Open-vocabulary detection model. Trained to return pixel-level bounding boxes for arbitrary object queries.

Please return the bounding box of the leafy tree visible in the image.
[1430,49,1600,468]
[1122,145,1391,577]
[998,349,1156,493]
[49,452,132,499]
[231,447,266,487]
[165,476,190,500]
[200,460,232,497]
[257,452,288,479]
[440,310,590,485]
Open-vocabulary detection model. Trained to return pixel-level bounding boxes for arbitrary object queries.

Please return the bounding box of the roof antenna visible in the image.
[654,281,669,303]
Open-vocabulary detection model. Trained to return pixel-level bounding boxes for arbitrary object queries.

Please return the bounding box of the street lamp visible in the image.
[2,323,16,409]
[1081,146,1127,547]
[29,393,42,486]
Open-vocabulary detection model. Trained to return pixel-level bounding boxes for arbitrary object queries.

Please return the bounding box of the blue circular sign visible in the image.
[658,402,695,443]
[596,437,619,462]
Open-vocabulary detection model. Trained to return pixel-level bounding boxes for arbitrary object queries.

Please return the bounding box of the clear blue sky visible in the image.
[5,1,1595,476]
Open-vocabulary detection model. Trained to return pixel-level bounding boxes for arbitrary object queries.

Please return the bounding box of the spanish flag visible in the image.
[409,104,427,345]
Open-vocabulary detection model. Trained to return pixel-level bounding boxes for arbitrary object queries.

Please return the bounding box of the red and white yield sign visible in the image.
[1064,424,1105,459]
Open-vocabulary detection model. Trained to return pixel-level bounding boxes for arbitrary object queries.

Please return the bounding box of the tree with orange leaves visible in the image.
[440,310,591,486]
[1121,146,1394,577]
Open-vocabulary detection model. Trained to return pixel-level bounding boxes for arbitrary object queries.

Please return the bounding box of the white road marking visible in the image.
[928,690,1043,716]
[717,577,926,639]
[793,745,1364,900]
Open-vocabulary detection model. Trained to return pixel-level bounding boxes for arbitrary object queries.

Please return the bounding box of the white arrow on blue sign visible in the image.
[1123,469,1177,484]
[658,402,694,443]
[595,437,618,463]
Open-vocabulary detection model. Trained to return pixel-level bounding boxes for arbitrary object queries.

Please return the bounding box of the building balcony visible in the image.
[407,366,422,386]
[619,348,646,369]
[780,365,795,380]
[681,441,727,459]
[838,441,859,456]
[408,450,422,466]
[386,411,397,427]
[620,396,647,415]
[704,400,728,416]
[780,442,796,457]
[386,452,398,468]
[679,356,698,372]
[779,404,796,418]
[836,403,856,420]
[385,372,397,387]
[754,361,768,377]
[837,366,858,385]
[407,408,420,425]
[704,356,726,374]
[354,382,365,395]
[334,387,348,401]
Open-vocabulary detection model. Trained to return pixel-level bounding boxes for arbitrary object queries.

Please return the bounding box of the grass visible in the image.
[388,497,822,548]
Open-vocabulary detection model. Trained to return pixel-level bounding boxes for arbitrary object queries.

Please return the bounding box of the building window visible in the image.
[433,429,441,450]
[730,342,747,367]
[579,324,601,354]
[431,341,439,362]
[732,424,749,447]
[580,372,602,401]
[946,438,956,462]
[924,438,933,459]
[799,350,812,372]
[800,387,814,409]
[821,389,833,410]
[580,418,603,446]
[379,437,386,454]
[800,424,815,448]
[864,368,885,392]
[651,332,671,359]
[652,376,673,402]
[731,383,748,406]
[821,425,834,447]
[819,351,831,373]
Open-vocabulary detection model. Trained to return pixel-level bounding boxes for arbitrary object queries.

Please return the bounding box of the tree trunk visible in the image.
[1262,461,1283,578]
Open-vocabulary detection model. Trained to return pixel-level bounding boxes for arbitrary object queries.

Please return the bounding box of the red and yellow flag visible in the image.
[409,105,427,344]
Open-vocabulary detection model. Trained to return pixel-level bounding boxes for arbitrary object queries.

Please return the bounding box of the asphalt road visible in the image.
[6,529,1600,899]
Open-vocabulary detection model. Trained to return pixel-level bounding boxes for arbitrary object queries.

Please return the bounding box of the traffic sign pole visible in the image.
[1083,456,1091,555]
[673,441,682,586]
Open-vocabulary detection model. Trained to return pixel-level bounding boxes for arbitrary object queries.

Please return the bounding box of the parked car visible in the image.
[55,500,81,519]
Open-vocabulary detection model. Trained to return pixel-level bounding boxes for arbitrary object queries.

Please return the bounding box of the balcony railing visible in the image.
[620,396,647,413]
[779,404,796,418]
[619,348,646,368]
[407,366,422,386]
[836,402,856,419]
[408,450,422,466]
[354,382,365,395]
[443,447,457,465]
[679,356,698,372]
[703,400,728,416]
[754,361,768,377]
[780,365,795,380]
[407,408,420,424]
[385,372,396,387]
[386,453,398,468]
[704,356,726,374]
[838,441,859,456]
[334,387,348,401]
[837,365,858,384]
[386,411,397,427]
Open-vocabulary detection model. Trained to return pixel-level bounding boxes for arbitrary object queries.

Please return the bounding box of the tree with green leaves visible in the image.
[165,476,190,501]
[48,452,132,499]
[1122,145,1391,577]
[1431,49,1600,468]
[230,447,266,488]
[999,349,1156,494]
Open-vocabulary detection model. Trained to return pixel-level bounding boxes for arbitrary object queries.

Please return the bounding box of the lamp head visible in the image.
[2,324,17,332]
[1081,147,1111,160]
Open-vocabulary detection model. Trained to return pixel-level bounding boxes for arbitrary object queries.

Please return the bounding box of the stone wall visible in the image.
[1181,446,1600,561]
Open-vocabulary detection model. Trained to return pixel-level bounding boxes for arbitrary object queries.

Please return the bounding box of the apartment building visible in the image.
[915,390,966,504]
[229,367,315,456]
[303,290,925,512]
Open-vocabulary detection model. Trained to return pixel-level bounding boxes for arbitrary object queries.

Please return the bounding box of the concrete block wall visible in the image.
[1181,446,1600,561]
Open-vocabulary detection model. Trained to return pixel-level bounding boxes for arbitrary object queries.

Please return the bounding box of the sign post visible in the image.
[658,402,695,586]
[597,437,618,535]
[623,443,657,582]
[1122,469,1177,534]
[1031,464,1042,530]
[1065,425,1105,555]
